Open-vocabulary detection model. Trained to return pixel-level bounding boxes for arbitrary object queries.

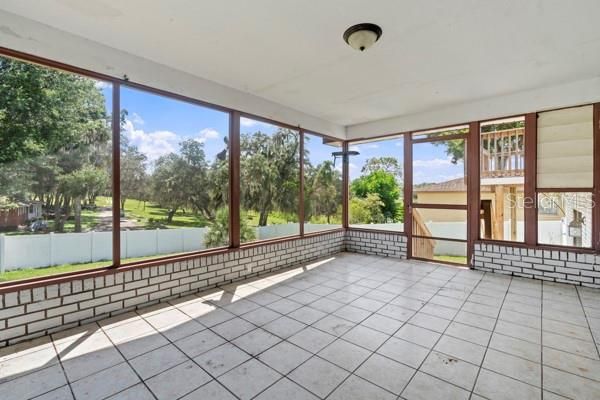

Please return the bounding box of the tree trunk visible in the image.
[327,214,330,224]
[74,196,82,232]
[53,193,63,232]
[58,196,71,233]
[258,208,269,226]
[166,208,176,223]
[121,198,126,211]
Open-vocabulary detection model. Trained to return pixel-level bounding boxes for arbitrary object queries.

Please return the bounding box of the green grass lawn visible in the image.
[97,197,209,229]
[0,254,177,282]
[433,255,468,265]
[0,260,113,282]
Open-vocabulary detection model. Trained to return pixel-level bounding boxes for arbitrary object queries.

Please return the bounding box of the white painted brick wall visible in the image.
[473,242,600,288]
[345,230,407,259]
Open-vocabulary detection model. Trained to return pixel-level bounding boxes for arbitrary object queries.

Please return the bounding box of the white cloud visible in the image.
[131,112,145,125]
[335,162,357,173]
[241,117,259,127]
[195,128,220,143]
[349,145,360,152]
[94,81,110,90]
[122,119,178,163]
[412,157,455,167]
[365,144,379,149]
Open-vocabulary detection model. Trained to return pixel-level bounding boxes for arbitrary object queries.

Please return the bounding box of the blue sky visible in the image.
[349,137,464,184]
[101,85,464,184]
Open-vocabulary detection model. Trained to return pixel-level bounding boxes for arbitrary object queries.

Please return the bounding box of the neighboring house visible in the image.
[414,177,529,242]
[413,126,578,244]
[414,177,587,246]
[0,202,43,230]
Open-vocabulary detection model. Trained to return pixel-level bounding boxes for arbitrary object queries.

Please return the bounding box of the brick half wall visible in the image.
[473,242,600,288]
[345,229,408,259]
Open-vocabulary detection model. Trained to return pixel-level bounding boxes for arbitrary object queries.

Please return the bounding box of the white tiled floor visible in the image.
[2,252,600,399]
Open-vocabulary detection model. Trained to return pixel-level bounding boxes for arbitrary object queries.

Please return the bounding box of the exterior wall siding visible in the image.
[0,231,344,347]
[473,242,600,288]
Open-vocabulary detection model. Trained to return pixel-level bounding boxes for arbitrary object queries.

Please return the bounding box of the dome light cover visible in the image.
[343,23,383,51]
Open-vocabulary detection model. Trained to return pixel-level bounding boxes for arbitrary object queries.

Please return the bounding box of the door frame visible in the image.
[405,127,472,266]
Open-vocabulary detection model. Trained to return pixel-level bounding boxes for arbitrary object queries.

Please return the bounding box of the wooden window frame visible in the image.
[0,47,344,290]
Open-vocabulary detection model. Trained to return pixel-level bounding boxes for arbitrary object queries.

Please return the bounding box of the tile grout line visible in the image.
[148,255,398,399]
[540,280,544,400]
[131,309,244,400]
[23,259,482,399]
[242,255,416,398]
[467,274,513,400]
[393,267,488,400]
[574,285,600,360]
[4,254,600,399]
[244,258,446,399]
[367,266,482,399]
[35,338,78,400]
[296,264,475,399]
[243,258,421,399]
[95,321,161,400]
[316,264,464,398]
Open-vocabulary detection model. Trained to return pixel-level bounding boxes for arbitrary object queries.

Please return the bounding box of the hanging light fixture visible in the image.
[343,23,383,51]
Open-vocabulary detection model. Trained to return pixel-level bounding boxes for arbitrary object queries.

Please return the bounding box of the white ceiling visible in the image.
[2,0,600,128]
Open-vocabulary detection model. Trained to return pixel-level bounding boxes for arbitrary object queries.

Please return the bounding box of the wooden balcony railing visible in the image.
[481,127,525,179]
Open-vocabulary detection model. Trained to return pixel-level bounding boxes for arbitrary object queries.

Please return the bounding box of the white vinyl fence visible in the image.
[0,223,340,272]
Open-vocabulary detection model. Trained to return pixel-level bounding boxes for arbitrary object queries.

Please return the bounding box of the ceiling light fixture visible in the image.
[343,23,382,51]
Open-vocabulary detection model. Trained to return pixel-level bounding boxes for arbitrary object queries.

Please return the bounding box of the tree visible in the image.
[350,194,385,224]
[308,161,340,224]
[240,128,299,226]
[425,127,469,164]
[0,56,111,232]
[432,139,465,164]
[119,112,149,210]
[150,139,220,224]
[151,153,190,224]
[361,157,402,180]
[204,207,255,247]
[59,166,108,231]
[206,137,230,218]
[351,170,401,221]
[0,56,110,164]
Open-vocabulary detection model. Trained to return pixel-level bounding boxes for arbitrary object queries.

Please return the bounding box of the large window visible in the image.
[119,87,230,261]
[240,117,300,243]
[0,56,114,281]
[348,135,404,231]
[537,106,594,247]
[303,133,342,232]
[479,116,525,242]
